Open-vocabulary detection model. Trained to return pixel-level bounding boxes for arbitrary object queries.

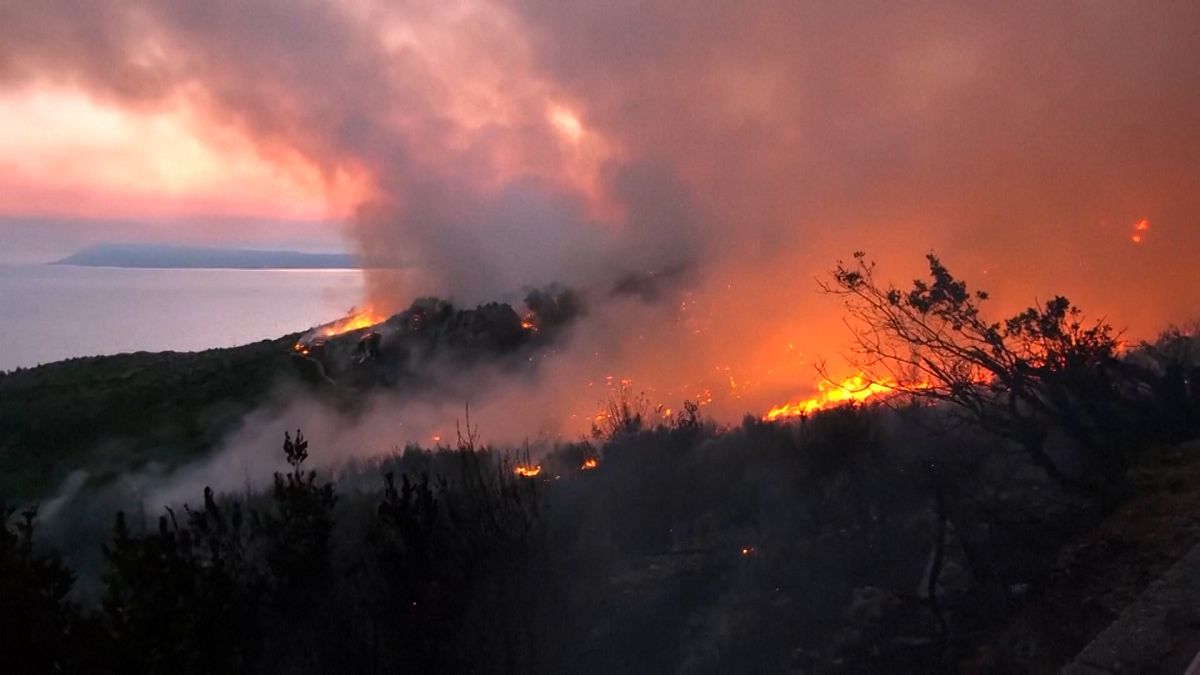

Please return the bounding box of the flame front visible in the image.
[763,373,902,421]
[293,306,387,354]
[316,307,386,339]
[514,464,542,477]
[581,457,599,470]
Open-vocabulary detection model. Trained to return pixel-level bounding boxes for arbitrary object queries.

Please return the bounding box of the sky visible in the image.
[2,0,1198,416]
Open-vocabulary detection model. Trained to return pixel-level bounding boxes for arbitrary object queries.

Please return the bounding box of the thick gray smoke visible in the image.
[2,1,1197,370]
[7,1,1200,524]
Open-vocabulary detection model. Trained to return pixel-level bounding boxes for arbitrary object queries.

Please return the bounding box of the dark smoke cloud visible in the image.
[510,1,1200,300]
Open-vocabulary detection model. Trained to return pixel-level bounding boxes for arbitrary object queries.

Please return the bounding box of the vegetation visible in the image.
[2,256,1198,672]
[0,336,314,500]
[0,288,582,502]
[1,505,109,673]
[825,252,1189,500]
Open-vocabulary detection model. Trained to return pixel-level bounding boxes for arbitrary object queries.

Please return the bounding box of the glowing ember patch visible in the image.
[514,464,542,478]
[763,373,908,421]
[581,457,599,470]
[1131,218,1150,244]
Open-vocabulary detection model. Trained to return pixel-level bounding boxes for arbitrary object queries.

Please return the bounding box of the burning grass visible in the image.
[763,373,908,421]
[293,306,386,353]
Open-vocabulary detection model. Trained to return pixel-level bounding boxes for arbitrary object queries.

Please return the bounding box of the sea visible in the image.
[0,264,365,372]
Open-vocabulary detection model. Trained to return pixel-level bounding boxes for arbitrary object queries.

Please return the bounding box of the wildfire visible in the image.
[520,312,538,332]
[763,373,904,421]
[581,457,599,470]
[292,306,386,354]
[514,464,542,478]
[316,306,386,338]
[1131,218,1150,244]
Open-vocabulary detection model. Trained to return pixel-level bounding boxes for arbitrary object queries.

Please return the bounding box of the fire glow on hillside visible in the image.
[293,307,386,355]
[315,307,386,339]
[763,373,915,421]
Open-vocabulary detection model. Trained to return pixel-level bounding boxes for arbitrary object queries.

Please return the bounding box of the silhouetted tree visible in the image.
[824,252,1130,494]
[1,505,100,674]
[1137,324,1200,440]
[368,419,543,672]
[102,488,261,674]
[251,430,339,672]
[261,430,336,588]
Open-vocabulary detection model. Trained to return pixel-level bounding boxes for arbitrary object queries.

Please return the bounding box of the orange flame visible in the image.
[514,464,542,478]
[316,306,386,339]
[520,312,538,332]
[763,373,903,421]
[581,457,599,470]
[293,306,386,354]
[1131,218,1150,244]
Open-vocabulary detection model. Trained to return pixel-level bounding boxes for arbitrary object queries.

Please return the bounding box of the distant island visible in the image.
[54,243,361,269]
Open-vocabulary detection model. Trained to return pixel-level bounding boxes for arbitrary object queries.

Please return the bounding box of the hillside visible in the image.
[0,289,578,501]
[0,336,313,499]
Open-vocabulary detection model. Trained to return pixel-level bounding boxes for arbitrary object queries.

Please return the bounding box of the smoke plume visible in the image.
[3,0,1199,422]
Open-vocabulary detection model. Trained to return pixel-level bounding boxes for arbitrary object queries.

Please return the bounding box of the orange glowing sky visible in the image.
[0,88,341,220]
[2,1,1198,420]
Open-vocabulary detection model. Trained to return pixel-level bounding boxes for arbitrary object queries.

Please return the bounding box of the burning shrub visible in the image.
[591,384,652,441]
[825,252,1141,497]
[523,285,584,333]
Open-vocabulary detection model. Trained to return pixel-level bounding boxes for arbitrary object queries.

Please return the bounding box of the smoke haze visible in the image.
[3,0,1199,421]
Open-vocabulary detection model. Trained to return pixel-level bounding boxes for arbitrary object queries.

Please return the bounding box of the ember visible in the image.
[1131,218,1150,244]
[520,312,538,332]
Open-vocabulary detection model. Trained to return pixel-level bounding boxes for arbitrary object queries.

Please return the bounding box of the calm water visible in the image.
[0,265,365,371]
